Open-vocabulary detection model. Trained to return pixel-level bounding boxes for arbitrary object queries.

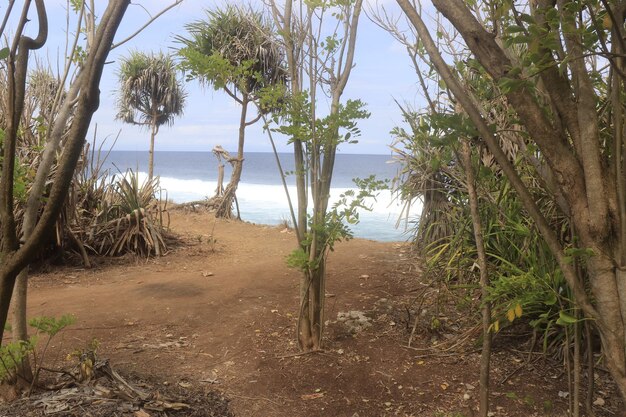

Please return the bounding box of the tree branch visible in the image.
[112,0,183,50]
[0,0,16,40]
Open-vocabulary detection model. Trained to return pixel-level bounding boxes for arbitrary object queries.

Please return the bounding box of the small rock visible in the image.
[337,311,372,333]
[558,391,569,398]
[593,397,605,406]
[465,383,475,390]
[463,393,471,400]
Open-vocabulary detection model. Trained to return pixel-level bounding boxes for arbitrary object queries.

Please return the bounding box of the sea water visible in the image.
[101,151,418,242]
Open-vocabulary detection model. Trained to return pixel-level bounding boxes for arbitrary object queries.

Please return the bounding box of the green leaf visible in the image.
[544,292,558,306]
[556,311,577,326]
[505,25,525,34]
[0,47,9,60]
[518,13,535,24]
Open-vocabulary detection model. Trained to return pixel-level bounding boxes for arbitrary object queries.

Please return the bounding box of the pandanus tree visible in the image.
[116,51,186,180]
[176,5,285,218]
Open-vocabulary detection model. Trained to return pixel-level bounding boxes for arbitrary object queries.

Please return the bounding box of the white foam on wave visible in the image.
[131,173,419,241]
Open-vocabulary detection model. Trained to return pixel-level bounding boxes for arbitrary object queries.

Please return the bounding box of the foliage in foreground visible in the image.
[393,104,572,344]
[1,315,75,385]
[390,0,626,407]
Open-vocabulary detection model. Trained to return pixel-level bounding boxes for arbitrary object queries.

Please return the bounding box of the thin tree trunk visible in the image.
[263,114,299,240]
[565,324,574,415]
[148,119,158,180]
[270,0,310,349]
[10,267,32,382]
[307,259,325,350]
[1,0,48,351]
[461,141,491,417]
[584,320,595,416]
[574,318,581,417]
[215,162,224,196]
[11,268,28,342]
[8,56,85,369]
[216,96,248,218]
[298,271,314,350]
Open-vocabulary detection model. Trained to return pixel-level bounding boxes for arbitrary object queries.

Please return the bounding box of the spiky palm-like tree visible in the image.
[116,52,186,180]
[176,6,285,218]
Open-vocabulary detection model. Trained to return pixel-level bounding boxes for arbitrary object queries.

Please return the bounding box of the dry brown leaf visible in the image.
[162,401,190,410]
[134,410,151,417]
[301,393,325,400]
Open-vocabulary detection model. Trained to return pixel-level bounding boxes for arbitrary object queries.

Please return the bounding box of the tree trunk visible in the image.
[11,268,28,342]
[148,119,158,180]
[8,50,85,367]
[298,270,314,350]
[588,258,626,399]
[216,96,248,219]
[461,141,491,417]
[308,260,325,350]
[215,163,224,196]
[0,0,131,347]
[216,160,243,219]
[10,267,33,381]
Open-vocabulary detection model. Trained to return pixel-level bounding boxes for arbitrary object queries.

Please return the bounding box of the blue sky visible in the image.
[25,1,424,155]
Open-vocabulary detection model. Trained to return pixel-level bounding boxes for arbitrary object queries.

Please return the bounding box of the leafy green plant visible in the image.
[391,95,578,354]
[286,175,386,271]
[0,337,36,383]
[0,314,75,387]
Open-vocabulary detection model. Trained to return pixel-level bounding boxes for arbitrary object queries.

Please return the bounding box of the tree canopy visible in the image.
[116,51,186,129]
[176,5,285,102]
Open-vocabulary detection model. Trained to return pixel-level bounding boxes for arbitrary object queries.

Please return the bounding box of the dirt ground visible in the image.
[8,211,623,416]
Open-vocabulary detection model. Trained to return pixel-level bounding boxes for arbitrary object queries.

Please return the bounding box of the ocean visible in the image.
[101,151,418,242]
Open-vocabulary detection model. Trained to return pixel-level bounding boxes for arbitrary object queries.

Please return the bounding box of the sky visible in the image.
[17,1,426,155]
